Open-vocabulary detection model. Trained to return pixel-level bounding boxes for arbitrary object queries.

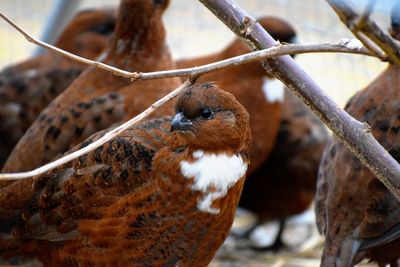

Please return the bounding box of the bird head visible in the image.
[55,8,117,58]
[171,82,251,154]
[258,16,297,45]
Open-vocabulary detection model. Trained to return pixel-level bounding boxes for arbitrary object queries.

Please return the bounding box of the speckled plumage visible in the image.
[177,16,296,175]
[316,64,400,266]
[0,8,117,168]
[3,0,181,173]
[0,83,251,266]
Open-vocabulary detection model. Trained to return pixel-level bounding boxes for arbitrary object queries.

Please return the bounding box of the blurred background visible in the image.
[0,1,397,266]
[0,0,396,107]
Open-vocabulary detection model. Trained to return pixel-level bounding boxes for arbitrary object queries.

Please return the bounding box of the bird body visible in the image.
[316,64,400,266]
[0,83,251,266]
[0,7,117,167]
[240,89,328,223]
[3,0,181,172]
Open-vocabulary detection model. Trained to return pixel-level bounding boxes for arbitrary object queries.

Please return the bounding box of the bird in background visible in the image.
[316,17,400,265]
[3,0,181,173]
[316,63,400,267]
[0,82,251,267]
[239,89,329,250]
[177,16,296,175]
[0,7,117,168]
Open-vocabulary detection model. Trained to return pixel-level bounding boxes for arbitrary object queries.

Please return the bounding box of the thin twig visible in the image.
[0,79,196,180]
[0,11,384,82]
[341,0,386,61]
[198,0,400,200]
[327,0,400,65]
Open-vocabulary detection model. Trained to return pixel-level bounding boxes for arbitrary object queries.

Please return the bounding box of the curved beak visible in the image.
[171,112,192,132]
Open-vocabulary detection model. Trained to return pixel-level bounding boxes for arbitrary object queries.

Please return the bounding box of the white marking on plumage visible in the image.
[180,150,247,214]
[262,78,285,103]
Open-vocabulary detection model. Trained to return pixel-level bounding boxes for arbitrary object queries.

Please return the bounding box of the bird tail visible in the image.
[320,236,362,267]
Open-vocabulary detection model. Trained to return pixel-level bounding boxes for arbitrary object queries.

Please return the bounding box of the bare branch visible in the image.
[0,11,385,82]
[0,79,196,180]
[327,0,400,65]
[198,0,400,200]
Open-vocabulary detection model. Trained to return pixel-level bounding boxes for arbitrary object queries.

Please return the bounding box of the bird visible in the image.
[177,16,297,175]
[3,0,181,173]
[0,7,117,168]
[239,88,329,250]
[316,63,400,266]
[0,82,251,267]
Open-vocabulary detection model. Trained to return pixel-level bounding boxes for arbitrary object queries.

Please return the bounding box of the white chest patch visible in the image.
[261,78,285,103]
[180,150,247,214]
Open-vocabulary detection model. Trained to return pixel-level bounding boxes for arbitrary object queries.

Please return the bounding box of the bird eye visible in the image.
[200,108,213,119]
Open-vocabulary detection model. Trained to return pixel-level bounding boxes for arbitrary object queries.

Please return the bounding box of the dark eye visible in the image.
[200,108,213,119]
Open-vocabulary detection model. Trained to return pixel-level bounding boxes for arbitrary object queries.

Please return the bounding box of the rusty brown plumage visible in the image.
[0,7,117,168]
[3,0,181,173]
[316,64,400,266]
[0,83,251,266]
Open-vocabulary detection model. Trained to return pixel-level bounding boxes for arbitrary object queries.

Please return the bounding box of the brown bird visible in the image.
[0,7,117,168]
[316,64,400,266]
[239,89,329,249]
[177,16,297,175]
[0,82,251,267]
[3,0,181,173]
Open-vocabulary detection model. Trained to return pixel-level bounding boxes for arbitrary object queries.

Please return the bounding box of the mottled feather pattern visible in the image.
[3,0,181,173]
[0,8,117,168]
[317,64,400,266]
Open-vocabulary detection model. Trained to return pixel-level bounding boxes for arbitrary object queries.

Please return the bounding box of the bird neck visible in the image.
[104,1,167,65]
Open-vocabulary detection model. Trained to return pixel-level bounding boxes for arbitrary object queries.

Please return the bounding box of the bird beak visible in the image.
[171,112,192,132]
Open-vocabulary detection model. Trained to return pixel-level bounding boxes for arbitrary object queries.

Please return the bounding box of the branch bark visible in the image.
[327,0,400,65]
[198,0,400,200]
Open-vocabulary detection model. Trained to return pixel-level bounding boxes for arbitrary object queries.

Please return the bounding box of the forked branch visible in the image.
[327,0,400,65]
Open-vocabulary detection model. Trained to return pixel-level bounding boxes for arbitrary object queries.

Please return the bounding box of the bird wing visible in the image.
[3,117,173,242]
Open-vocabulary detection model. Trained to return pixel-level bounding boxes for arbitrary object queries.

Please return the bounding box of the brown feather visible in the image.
[3,0,181,173]
[317,64,400,266]
[0,7,117,168]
